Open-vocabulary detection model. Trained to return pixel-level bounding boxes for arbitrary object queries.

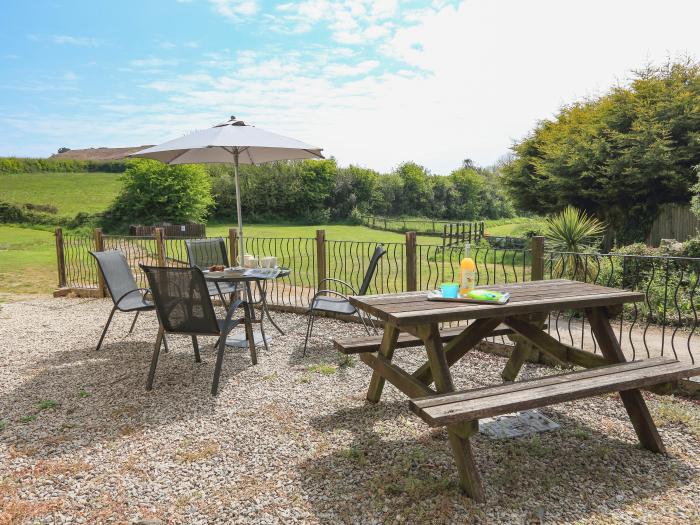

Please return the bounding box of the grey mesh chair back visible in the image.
[141,265,220,335]
[91,250,140,306]
[358,245,386,295]
[185,238,230,270]
[89,249,155,351]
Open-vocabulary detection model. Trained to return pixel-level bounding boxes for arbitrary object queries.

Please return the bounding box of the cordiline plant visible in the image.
[545,206,605,280]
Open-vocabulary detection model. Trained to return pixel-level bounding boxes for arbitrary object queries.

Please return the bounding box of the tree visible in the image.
[104,159,213,229]
[503,59,700,245]
[394,162,432,216]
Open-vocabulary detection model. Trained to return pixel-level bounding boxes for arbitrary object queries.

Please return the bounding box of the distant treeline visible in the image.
[0,157,126,173]
[208,159,514,223]
[2,156,515,227]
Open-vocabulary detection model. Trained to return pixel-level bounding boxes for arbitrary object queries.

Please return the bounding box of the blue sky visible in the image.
[2,0,700,172]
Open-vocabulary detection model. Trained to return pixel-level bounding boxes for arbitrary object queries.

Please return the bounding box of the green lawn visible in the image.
[207,222,433,244]
[0,171,537,295]
[0,219,541,295]
[0,172,122,217]
[0,223,436,295]
[0,225,57,295]
[483,217,546,237]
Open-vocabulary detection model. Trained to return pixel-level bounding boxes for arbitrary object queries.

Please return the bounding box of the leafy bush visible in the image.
[207,158,514,223]
[24,203,58,214]
[0,157,126,173]
[0,201,96,227]
[103,160,213,231]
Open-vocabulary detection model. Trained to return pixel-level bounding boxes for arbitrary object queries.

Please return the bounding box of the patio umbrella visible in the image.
[131,116,323,262]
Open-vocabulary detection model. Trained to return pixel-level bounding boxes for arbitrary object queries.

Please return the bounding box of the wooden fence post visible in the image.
[530,236,545,281]
[229,228,238,266]
[94,227,106,297]
[316,229,326,287]
[406,231,417,291]
[154,227,166,266]
[55,227,66,288]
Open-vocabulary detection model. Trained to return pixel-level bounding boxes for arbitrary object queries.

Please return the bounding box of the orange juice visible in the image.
[459,243,476,297]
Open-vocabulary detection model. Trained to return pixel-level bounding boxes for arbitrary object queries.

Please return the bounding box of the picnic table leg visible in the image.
[502,313,547,381]
[421,323,485,502]
[587,307,666,454]
[366,324,399,402]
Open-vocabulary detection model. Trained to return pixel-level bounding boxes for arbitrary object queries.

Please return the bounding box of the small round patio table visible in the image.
[204,268,291,357]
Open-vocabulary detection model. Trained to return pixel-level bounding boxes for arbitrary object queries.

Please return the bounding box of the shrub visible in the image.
[24,203,58,214]
[0,201,98,228]
[545,206,605,278]
[103,160,213,231]
[0,157,126,173]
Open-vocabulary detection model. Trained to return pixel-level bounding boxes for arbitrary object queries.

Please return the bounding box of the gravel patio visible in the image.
[1,295,699,524]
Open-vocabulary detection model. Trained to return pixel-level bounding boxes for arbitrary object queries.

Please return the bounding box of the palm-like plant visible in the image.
[545,206,605,279]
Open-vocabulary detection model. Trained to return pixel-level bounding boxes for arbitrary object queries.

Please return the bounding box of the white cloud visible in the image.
[273,0,399,43]
[209,0,258,21]
[325,60,379,77]
[7,0,700,172]
[28,34,101,47]
[129,57,179,68]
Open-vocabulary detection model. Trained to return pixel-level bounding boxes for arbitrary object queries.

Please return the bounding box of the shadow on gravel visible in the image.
[0,335,253,457]
[300,403,697,524]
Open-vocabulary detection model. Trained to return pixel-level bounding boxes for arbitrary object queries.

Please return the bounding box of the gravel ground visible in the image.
[1,295,699,524]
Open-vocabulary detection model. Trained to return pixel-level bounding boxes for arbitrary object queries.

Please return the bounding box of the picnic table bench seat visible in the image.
[334,323,540,354]
[409,357,700,427]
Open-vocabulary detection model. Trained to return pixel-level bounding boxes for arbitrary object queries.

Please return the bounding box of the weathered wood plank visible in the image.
[387,291,643,326]
[379,287,640,314]
[366,324,399,403]
[334,323,515,354]
[412,317,505,385]
[356,280,572,303]
[587,306,666,454]
[420,322,485,501]
[410,358,700,426]
[359,352,435,399]
[413,357,682,408]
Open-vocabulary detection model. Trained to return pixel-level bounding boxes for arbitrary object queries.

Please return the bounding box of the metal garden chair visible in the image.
[90,250,163,352]
[185,237,238,306]
[140,264,244,395]
[303,244,386,356]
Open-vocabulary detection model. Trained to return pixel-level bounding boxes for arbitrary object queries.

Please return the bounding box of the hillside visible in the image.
[1,172,123,217]
[49,146,152,161]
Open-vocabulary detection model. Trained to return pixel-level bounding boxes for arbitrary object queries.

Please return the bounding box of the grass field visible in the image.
[0,223,441,295]
[0,225,57,295]
[0,172,122,217]
[0,171,539,295]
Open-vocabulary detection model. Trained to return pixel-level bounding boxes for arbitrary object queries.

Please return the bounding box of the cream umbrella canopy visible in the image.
[131,116,324,262]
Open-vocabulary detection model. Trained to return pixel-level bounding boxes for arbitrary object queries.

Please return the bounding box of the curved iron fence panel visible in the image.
[57,233,700,364]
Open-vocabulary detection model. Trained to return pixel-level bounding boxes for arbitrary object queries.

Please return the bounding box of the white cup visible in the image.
[243,254,258,268]
[260,256,278,269]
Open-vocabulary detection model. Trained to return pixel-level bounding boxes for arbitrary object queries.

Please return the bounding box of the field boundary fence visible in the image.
[359,213,484,239]
[53,228,700,368]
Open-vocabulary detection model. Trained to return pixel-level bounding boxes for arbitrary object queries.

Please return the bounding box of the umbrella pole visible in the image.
[233,150,244,265]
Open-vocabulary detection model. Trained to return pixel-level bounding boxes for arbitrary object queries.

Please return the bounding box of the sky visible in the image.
[1,0,700,174]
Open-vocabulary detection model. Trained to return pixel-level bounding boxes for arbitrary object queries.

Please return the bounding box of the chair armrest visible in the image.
[114,288,151,309]
[311,289,353,304]
[316,278,358,295]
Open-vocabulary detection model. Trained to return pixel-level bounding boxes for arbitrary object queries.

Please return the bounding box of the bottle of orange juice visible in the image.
[459,243,476,297]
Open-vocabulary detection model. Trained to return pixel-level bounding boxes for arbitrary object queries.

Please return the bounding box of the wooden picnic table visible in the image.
[346,279,700,501]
